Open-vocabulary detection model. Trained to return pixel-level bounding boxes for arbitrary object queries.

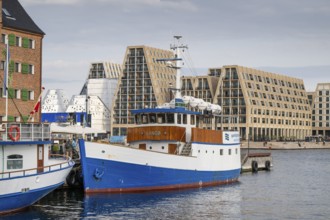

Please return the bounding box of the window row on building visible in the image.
[1,33,35,49]
[0,88,34,100]
[0,61,35,74]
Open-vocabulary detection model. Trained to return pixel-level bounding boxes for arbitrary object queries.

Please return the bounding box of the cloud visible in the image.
[20,0,198,11]
[20,0,81,5]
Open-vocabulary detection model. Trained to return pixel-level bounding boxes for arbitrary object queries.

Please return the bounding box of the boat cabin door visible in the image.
[37,145,44,173]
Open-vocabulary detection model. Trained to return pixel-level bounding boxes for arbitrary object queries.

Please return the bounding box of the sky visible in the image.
[19,0,330,98]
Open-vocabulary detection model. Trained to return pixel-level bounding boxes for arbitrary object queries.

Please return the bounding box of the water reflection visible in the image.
[83,183,241,219]
[2,150,330,219]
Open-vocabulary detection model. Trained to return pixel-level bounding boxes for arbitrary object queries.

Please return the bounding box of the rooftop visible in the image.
[2,0,45,35]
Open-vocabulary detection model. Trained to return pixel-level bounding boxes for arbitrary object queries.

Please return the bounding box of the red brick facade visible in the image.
[0,2,44,122]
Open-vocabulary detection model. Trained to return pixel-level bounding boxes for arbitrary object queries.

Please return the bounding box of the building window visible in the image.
[29,65,34,74]
[15,62,21,72]
[15,36,22,47]
[7,154,23,169]
[15,89,21,99]
[220,149,223,155]
[228,149,231,155]
[29,39,35,49]
[0,61,4,70]
[1,34,6,43]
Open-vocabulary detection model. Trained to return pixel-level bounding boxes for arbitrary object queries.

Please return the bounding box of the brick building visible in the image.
[0,0,45,122]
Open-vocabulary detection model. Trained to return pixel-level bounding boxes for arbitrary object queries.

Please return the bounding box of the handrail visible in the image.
[0,155,74,179]
[241,153,249,165]
[179,129,186,143]
[0,123,51,142]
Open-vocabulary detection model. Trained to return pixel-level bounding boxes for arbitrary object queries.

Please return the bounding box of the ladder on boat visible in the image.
[180,142,192,156]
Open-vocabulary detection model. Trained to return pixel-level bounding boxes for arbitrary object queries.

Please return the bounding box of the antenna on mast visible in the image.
[156,36,188,100]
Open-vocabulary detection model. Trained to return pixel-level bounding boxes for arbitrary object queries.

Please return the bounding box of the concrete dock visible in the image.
[241,141,330,150]
[241,151,272,173]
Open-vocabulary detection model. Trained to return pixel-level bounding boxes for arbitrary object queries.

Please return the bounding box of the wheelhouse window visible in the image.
[190,115,195,125]
[149,113,156,123]
[166,113,175,124]
[183,114,187,124]
[157,113,165,123]
[7,154,23,169]
[135,114,142,124]
[177,114,182,124]
[141,114,148,124]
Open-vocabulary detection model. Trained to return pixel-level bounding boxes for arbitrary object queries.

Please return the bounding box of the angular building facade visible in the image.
[213,65,312,141]
[111,45,176,136]
[0,0,45,122]
[80,61,121,111]
[181,65,312,141]
[310,83,330,138]
[181,74,219,104]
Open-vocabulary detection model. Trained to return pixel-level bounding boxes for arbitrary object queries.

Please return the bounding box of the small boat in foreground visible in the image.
[0,123,74,214]
[78,36,241,193]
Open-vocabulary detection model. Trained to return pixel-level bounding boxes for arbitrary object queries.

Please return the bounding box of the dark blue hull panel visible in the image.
[82,157,240,193]
[0,182,63,214]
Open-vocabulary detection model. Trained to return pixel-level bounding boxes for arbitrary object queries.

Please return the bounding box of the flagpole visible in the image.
[5,38,9,122]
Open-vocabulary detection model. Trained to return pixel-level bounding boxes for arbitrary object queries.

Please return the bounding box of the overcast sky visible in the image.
[19,0,330,97]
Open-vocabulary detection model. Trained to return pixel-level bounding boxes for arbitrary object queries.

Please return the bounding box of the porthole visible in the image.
[149,146,152,150]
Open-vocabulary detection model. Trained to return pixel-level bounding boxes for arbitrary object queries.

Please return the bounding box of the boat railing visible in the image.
[0,155,74,179]
[0,123,51,142]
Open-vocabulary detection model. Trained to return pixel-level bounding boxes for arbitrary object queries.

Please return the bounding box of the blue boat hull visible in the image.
[82,157,240,193]
[0,182,63,214]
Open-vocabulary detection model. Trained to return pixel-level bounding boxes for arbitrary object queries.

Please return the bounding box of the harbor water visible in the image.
[3,149,330,220]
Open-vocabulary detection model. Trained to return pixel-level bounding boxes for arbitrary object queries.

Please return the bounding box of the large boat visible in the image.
[78,36,241,193]
[0,123,74,214]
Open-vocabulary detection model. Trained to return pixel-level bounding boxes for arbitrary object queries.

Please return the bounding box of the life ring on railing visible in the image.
[8,125,20,141]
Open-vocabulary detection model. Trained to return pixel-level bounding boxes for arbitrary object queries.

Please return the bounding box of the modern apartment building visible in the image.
[111,45,176,136]
[310,83,330,137]
[0,0,45,122]
[212,65,312,141]
[181,74,219,104]
[80,62,121,111]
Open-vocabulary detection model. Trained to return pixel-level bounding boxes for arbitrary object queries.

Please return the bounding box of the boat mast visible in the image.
[170,36,188,99]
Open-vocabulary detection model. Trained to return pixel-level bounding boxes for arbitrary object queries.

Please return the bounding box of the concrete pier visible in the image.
[241,152,272,173]
[241,141,330,150]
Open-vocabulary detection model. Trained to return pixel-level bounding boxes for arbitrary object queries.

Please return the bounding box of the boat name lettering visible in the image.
[147,131,161,136]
